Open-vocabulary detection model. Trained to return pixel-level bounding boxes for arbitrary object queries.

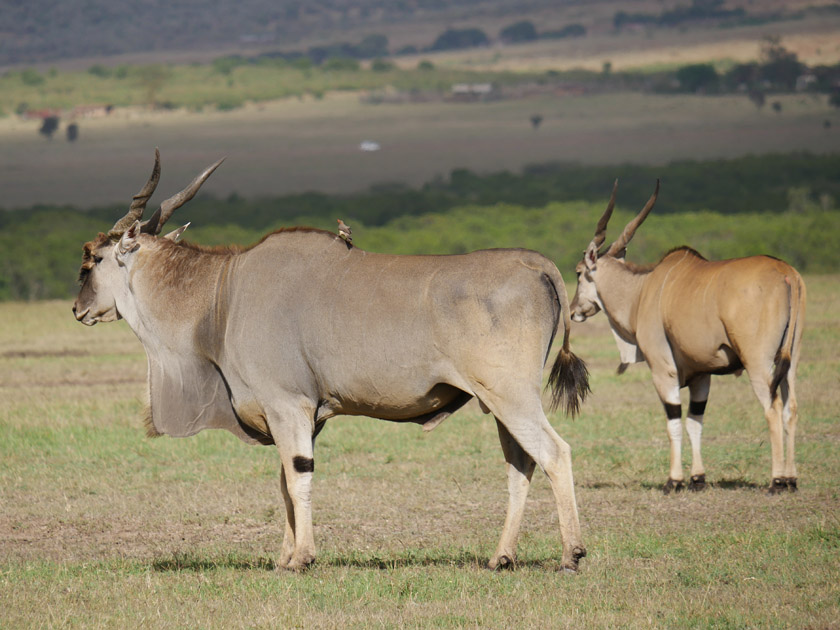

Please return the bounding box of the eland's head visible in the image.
[570,179,659,323]
[72,149,223,326]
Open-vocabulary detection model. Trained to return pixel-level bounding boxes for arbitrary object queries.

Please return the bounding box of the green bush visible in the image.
[212,56,245,75]
[322,57,360,72]
[87,64,112,78]
[20,68,45,86]
[370,58,395,72]
[499,21,537,44]
[430,28,489,51]
[676,64,719,93]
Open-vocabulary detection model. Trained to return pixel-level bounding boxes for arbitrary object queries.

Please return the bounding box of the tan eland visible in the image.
[570,181,805,494]
[73,150,591,571]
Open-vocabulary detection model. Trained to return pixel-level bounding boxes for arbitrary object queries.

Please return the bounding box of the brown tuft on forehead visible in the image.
[78,233,112,284]
[82,233,112,260]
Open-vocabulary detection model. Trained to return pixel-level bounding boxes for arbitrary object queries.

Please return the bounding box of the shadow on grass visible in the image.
[152,553,276,572]
[636,477,764,491]
[151,550,560,572]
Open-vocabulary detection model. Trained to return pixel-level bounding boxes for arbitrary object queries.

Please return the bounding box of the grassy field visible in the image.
[2,89,838,210]
[1,275,838,628]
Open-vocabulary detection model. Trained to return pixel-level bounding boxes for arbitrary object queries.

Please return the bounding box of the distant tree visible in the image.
[357,34,389,58]
[430,28,489,51]
[135,64,172,106]
[530,114,543,129]
[499,21,538,44]
[724,62,759,91]
[771,101,783,113]
[759,36,804,91]
[39,116,59,139]
[602,61,612,77]
[747,89,766,109]
[676,63,719,93]
[66,123,78,142]
[829,90,840,109]
[417,60,435,71]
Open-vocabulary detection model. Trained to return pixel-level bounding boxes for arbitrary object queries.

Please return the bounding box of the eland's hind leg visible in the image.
[489,419,537,570]
[745,366,787,493]
[479,386,585,571]
[780,376,798,489]
[686,374,711,491]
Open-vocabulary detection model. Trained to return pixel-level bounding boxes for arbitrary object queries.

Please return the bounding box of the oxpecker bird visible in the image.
[337,219,353,247]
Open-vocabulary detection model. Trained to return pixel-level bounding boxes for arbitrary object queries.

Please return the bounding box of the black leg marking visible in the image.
[689,400,707,417]
[664,403,681,420]
[293,456,315,474]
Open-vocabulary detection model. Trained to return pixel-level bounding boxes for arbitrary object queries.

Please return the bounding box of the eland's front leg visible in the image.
[267,407,317,570]
[278,465,297,568]
[650,367,685,494]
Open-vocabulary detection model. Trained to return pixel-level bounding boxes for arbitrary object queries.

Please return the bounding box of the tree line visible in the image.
[1,153,838,301]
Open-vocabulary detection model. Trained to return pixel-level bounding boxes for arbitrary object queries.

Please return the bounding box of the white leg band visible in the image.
[667,418,683,446]
[686,417,703,447]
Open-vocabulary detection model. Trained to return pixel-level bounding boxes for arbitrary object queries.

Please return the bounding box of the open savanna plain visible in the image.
[0,275,838,628]
[1,89,838,210]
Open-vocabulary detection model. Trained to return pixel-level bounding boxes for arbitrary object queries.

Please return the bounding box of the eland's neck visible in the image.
[595,258,650,342]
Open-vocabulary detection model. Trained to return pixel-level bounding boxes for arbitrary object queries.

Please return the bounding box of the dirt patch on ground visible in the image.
[0,349,90,359]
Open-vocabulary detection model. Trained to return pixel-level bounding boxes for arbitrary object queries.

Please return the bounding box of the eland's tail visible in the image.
[770,270,806,401]
[545,267,590,416]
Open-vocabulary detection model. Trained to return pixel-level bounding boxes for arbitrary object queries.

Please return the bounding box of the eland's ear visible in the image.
[163,222,190,242]
[584,241,599,271]
[118,220,142,254]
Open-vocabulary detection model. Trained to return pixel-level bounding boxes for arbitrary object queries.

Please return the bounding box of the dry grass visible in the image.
[1,275,838,628]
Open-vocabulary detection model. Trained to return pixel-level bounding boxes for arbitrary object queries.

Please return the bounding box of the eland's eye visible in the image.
[93,255,103,264]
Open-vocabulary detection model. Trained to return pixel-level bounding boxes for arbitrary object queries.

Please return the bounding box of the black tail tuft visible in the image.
[547,347,591,417]
[770,356,790,402]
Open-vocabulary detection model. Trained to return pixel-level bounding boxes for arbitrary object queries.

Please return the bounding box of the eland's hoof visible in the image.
[688,474,707,492]
[769,478,789,494]
[561,546,587,573]
[488,555,515,571]
[663,478,685,495]
[281,552,316,572]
